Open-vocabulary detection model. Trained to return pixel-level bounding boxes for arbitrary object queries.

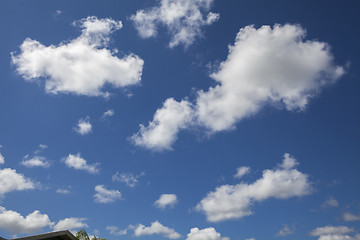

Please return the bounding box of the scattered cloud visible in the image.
[131,98,194,151]
[322,196,339,208]
[196,153,312,222]
[106,226,127,236]
[112,172,145,187]
[310,226,357,240]
[39,144,48,150]
[131,0,219,48]
[186,227,229,240]
[0,153,4,165]
[132,24,344,151]
[0,206,53,235]
[56,188,71,195]
[234,166,250,179]
[74,117,92,135]
[53,217,88,232]
[102,109,115,118]
[63,153,100,174]
[343,212,360,222]
[21,155,50,168]
[0,168,37,196]
[94,185,122,203]
[154,193,178,209]
[12,16,144,97]
[276,224,295,237]
[134,221,181,239]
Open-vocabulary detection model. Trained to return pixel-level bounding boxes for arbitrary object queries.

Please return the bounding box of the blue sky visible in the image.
[0,0,360,240]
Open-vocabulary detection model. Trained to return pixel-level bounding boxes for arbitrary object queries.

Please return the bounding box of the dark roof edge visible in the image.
[11,230,76,240]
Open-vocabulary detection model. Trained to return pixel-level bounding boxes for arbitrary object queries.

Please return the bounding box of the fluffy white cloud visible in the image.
[310,226,357,240]
[186,227,229,240]
[132,24,344,151]
[276,224,295,237]
[234,166,250,179]
[196,153,312,222]
[56,188,71,194]
[94,185,122,203]
[0,168,37,196]
[131,98,194,151]
[112,172,144,187]
[0,153,4,165]
[106,226,127,236]
[134,221,181,239]
[154,193,178,209]
[74,117,92,135]
[102,109,115,118]
[343,212,360,221]
[53,217,88,231]
[12,16,144,97]
[21,155,50,168]
[131,0,219,48]
[0,206,53,234]
[64,153,100,174]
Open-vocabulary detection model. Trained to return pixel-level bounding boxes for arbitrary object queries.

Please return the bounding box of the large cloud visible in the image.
[0,168,37,196]
[0,206,53,235]
[131,0,219,48]
[154,193,178,209]
[94,185,122,203]
[134,221,181,239]
[12,16,144,97]
[53,217,88,232]
[186,227,229,240]
[310,226,359,240]
[196,153,312,222]
[132,24,344,151]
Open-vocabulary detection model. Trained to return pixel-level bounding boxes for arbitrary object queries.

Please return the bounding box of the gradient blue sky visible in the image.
[0,1,360,240]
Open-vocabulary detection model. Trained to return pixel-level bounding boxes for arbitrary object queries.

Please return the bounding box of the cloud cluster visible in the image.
[234,166,250,179]
[0,206,53,235]
[53,217,88,231]
[0,153,4,165]
[106,226,127,236]
[310,226,360,240]
[154,193,178,209]
[94,185,122,203]
[196,153,312,222]
[132,24,344,151]
[343,212,360,222]
[276,224,295,237]
[74,117,92,135]
[12,16,144,97]
[112,172,145,187]
[134,221,181,239]
[64,153,100,174]
[186,227,229,240]
[21,155,50,168]
[131,0,219,48]
[0,168,37,196]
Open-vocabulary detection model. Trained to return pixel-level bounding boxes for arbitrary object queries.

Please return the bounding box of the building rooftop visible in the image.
[1,231,77,240]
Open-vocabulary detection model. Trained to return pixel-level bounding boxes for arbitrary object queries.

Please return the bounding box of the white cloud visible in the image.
[53,217,88,231]
[234,166,250,179]
[310,226,357,240]
[0,206,53,235]
[106,226,127,236]
[94,185,122,203]
[0,168,37,196]
[276,224,295,237]
[132,24,344,151]
[322,196,339,208]
[186,227,229,240]
[12,16,144,97]
[102,109,115,118]
[64,153,100,174]
[0,153,4,165]
[154,193,178,209]
[131,0,219,48]
[112,172,144,187]
[131,98,194,151]
[74,117,92,135]
[21,155,50,168]
[343,212,360,222]
[196,153,312,222]
[134,221,181,239]
[39,144,48,149]
[56,188,71,194]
